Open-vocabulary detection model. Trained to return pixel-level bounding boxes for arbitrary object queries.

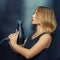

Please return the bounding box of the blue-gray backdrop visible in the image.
[0,0,60,60]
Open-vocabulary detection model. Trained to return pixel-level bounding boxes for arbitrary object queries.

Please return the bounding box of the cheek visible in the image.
[34,20,39,24]
[36,16,41,23]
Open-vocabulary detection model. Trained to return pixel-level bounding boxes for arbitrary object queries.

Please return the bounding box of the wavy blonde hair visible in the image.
[35,6,57,33]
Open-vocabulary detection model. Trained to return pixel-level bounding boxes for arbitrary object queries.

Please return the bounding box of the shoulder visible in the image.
[39,33,52,48]
[40,33,52,40]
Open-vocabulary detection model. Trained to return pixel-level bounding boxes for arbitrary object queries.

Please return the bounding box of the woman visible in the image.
[8,6,57,60]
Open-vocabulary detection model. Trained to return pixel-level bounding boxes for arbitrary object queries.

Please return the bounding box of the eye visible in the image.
[33,11,35,15]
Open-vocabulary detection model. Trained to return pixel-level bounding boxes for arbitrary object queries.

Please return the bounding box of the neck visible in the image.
[35,25,45,35]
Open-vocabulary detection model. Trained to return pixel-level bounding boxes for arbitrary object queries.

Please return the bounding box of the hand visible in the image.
[8,29,19,44]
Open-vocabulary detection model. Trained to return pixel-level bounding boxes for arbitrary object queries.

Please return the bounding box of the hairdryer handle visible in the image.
[17,20,24,44]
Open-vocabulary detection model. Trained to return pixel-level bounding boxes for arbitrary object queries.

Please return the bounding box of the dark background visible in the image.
[0,0,60,60]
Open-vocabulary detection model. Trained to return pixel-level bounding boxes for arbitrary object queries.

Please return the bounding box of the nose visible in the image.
[32,14,35,18]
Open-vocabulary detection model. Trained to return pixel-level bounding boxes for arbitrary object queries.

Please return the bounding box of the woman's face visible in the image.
[32,10,38,24]
[32,10,41,25]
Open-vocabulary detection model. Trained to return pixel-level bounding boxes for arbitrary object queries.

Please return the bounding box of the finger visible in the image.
[12,33,16,36]
[15,29,19,34]
[16,29,19,34]
[16,31,19,37]
[8,35,12,39]
[10,34,13,36]
[8,34,13,37]
[16,29,18,32]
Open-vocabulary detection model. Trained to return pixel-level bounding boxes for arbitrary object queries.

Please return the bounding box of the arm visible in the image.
[9,33,52,59]
[9,41,23,54]
[8,30,27,54]
[8,39,27,54]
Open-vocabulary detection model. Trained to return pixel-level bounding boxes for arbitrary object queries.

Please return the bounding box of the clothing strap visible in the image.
[31,33,49,40]
[38,33,48,37]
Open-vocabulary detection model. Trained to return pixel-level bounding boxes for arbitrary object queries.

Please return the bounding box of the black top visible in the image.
[23,33,51,60]
[0,33,51,60]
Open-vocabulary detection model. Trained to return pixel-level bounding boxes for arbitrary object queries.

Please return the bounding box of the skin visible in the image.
[8,10,52,59]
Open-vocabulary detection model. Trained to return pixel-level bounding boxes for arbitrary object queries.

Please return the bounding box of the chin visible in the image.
[32,22,35,24]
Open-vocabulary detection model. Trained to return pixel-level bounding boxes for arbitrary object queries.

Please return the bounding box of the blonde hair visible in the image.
[35,6,57,33]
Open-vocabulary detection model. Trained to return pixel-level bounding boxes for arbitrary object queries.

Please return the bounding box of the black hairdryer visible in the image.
[0,20,24,44]
[17,20,24,44]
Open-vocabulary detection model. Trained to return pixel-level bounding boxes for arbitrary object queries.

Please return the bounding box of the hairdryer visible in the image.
[0,20,24,44]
